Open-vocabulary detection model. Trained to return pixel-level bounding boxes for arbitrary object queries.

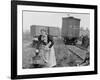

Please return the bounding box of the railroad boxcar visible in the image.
[31,25,61,47]
[30,25,48,37]
[48,27,61,37]
[30,25,60,37]
[61,17,80,44]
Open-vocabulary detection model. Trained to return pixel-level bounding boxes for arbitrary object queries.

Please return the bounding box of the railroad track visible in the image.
[68,48,84,61]
[67,45,88,60]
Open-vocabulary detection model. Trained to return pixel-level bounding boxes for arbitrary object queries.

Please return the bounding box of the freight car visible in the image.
[30,25,48,37]
[61,17,80,45]
[30,25,60,37]
[30,25,60,47]
[48,27,61,37]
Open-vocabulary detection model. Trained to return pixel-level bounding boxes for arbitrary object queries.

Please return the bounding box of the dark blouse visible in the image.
[38,35,54,48]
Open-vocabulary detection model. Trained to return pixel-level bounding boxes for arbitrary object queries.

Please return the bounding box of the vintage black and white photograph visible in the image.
[22,11,90,69]
[11,1,97,79]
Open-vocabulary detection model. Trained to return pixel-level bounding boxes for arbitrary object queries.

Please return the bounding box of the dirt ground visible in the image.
[22,37,87,69]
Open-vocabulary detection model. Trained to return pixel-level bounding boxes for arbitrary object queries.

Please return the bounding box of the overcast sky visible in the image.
[23,11,90,32]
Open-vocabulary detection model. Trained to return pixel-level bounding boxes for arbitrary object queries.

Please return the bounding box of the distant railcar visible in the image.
[61,17,80,44]
[31,25,48,37]
[48,27,61,37]
[30,25,60,37]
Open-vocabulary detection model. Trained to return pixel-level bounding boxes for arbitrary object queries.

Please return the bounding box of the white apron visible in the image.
[40,46,56,67]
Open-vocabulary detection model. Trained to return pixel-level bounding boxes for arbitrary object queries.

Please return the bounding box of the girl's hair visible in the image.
[40,29,48,34]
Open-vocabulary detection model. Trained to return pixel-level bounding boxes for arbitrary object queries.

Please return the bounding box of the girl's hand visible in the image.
[44,45,49,50]
[45,45,49,49]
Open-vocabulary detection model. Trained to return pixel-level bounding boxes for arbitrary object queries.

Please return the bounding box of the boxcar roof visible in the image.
[62,17,80,21]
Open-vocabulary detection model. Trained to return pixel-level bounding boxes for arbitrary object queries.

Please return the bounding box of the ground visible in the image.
[22,35,89,69]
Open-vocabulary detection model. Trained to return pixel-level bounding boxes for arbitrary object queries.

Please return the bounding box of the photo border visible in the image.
[11,0,98,79]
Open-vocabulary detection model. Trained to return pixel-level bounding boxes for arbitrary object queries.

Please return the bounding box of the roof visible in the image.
[62,16,80,21]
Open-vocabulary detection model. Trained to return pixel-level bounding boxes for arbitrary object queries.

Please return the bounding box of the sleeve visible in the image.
[38,35,41,41]
[38,35,43,46]
[48,35,54,48]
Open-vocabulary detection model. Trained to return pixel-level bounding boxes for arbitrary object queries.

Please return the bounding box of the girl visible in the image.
[38,29,56,67]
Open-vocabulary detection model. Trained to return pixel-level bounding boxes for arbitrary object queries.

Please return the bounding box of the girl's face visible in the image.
[41,30,46,36]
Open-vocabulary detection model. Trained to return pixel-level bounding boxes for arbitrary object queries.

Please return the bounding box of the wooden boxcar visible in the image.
[30,25,60,37]
[30,25,48,37]
[48,27,61,37]
[61,17,80,44]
